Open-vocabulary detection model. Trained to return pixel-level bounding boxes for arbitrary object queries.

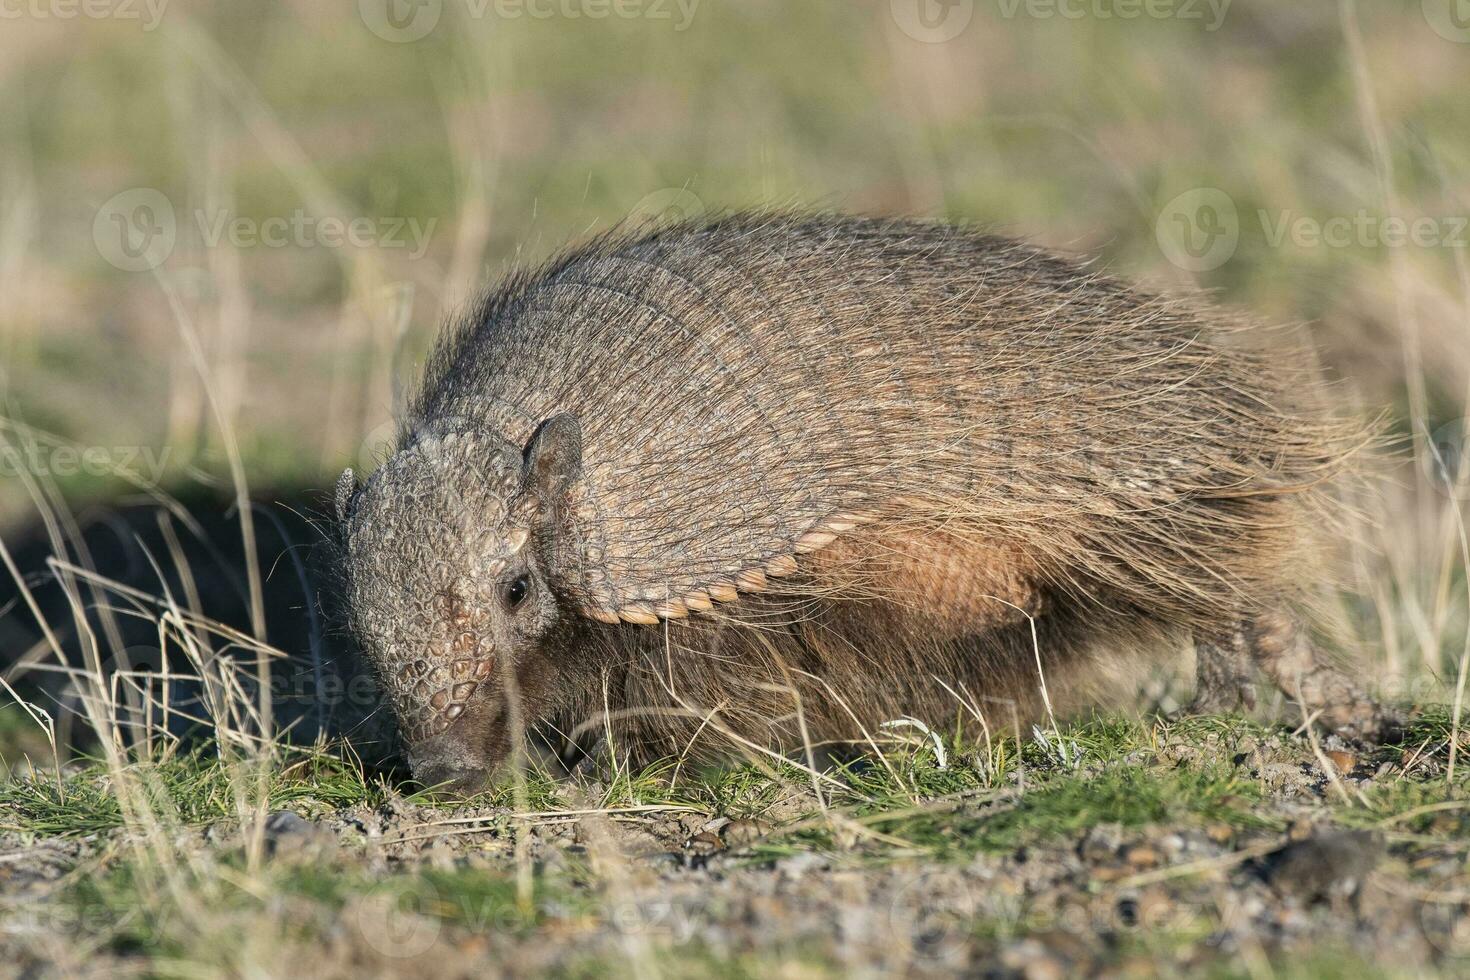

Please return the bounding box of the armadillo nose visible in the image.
[406,737,493,796]
[414,760,491,796]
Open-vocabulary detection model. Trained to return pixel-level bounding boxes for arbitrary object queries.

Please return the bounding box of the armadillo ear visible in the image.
[523,414,583,502]
[334,468,359,525]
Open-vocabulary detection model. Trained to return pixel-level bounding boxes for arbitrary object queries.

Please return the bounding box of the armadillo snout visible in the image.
[391,649,506,794]
[407,731,494,794]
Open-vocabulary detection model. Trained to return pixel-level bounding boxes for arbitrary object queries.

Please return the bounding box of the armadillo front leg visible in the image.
[1245,609,1400,742]
[1190,626,1257,715]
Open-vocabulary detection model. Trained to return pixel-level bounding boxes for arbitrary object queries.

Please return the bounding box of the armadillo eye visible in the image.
[504,575,530,610]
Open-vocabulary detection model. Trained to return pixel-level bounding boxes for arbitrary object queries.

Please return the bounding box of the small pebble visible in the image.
[262,810,331,858]
[1206,823,1234,845]
[1287,818,1316,843]
[723,818,772,848]
[997,939,1069,980]
[1264,829,1383,901]
[1079,824,1125,863]
[777,852,827,879]
[264,810,311,837]
[1123,844,1160,870]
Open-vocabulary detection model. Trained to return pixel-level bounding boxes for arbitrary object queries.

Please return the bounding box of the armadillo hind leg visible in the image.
[1189,626,1258,716]
[1242,609,1402,743]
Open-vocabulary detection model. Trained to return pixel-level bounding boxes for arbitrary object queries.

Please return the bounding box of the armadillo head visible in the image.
[335,413,583,793]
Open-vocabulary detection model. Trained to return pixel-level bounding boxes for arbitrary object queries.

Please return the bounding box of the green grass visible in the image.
[5,712,1470,975]
[742,716,1284,859]
[10,712,1463,853]
[895,763,1273,857]
[56,854,572,967]
[0,745,389,837]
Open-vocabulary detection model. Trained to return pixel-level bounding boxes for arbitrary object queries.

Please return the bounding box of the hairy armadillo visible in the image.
[334,212,1390,792]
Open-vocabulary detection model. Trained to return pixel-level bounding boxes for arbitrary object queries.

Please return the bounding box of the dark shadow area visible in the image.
[0,486,398,770]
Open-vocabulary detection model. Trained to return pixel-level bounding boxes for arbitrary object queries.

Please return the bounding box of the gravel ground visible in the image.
[1,722,1467,978]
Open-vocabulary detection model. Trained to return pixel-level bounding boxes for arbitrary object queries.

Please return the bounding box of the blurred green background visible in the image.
[0,0,1467,690]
